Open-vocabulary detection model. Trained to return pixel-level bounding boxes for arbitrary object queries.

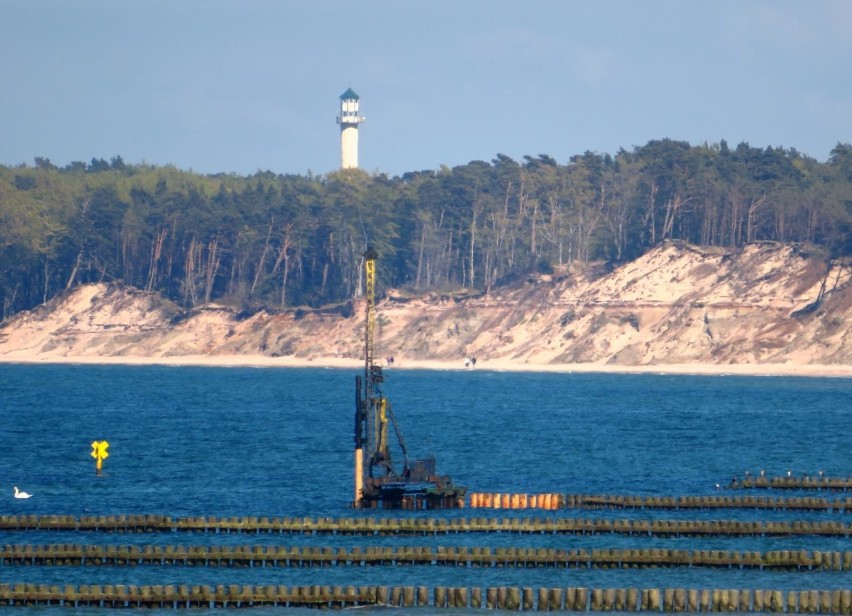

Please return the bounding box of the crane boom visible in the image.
[364,248,376,383]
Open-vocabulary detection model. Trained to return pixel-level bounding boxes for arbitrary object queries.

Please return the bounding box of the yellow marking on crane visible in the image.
[365,256,376,369]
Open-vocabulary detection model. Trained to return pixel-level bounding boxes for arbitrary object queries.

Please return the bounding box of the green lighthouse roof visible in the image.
[340,87,360,100]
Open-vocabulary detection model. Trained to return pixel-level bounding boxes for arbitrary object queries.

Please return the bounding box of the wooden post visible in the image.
[497,587,508,609]
[627,588,639,612]
[538,588,549,611]
[507,587,520,611]
[434,586,446,608]
[591,589,603,611]
[575,588,588,611]
[688,589,699,612]
[471,587,482,609]
[486,587,498,609]
[416,586,429,606]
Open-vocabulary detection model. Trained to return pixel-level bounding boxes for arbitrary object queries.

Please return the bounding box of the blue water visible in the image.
[0,364,850,612]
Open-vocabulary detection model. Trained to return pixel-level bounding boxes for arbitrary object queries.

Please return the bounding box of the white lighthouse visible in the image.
[337,88,365,169]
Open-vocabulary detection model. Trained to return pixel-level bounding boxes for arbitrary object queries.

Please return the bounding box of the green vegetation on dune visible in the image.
[1,141,851,319]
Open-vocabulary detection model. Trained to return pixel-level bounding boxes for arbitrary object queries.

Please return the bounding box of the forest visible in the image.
[1,139,851,319]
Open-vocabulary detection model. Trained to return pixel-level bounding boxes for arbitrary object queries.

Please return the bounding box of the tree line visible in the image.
[1,140,851,319]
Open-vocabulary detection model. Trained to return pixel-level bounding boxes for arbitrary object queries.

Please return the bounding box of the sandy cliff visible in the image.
[2,241,851,370]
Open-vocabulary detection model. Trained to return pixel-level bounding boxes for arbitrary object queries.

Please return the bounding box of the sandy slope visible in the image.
[2,241,851,377]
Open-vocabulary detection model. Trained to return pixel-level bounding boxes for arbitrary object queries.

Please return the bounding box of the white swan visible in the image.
[13,486,32,499]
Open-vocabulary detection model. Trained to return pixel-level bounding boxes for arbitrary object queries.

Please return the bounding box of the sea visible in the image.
[0,363,850,614]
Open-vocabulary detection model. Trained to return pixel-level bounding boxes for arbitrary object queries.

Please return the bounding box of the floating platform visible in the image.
[358,479,466,510]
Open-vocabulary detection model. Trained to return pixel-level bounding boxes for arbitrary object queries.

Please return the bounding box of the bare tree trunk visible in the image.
[321,263,329,295]
[445,228,454,287]
[729,191,743,247]
[65,247,84,290]
[203,236,220,304]
[269,226,294,306]
[484,250,492,294]
[65,199,91,293]
[746,194,767,243]
[530,198,540,260]
[146,228,168,292]
[184,238,198,306]
[643,184,658,245]
[250,221,274,296]
[700,196,717,246]
[43,258,50,303]
[415,223,426,290]
[662,194,691,240]
[281,250,292,307]
[469,204,478,288]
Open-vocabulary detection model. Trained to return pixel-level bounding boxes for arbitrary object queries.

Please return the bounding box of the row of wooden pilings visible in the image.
[734,476,852,491]
[1,515,851,536]
[468,493,852,512]
[471,493,563,509]
[1,584,851,612]
[2,544,852,570]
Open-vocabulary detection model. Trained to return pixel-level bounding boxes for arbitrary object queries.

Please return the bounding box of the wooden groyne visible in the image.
[471,493,564,510]
[469,493,852,512]
[2,544,851,570]
[0,583,850,611]
[1,515,851,537]
[732,476,852,491]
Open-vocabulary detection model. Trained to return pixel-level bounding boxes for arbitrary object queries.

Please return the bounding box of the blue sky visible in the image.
[2,0,850,177]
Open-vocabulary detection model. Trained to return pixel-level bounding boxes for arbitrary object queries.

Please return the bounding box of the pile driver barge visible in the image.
[352,247,465,509]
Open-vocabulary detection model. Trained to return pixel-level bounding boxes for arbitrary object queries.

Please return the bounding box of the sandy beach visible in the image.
[2,243,852,379]
[2,352,852,378]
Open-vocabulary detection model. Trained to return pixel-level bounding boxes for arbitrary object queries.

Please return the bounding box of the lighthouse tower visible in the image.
[337,88,365,169]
